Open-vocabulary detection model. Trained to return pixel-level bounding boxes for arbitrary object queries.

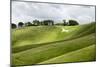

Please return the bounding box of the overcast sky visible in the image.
[12,1,95,24]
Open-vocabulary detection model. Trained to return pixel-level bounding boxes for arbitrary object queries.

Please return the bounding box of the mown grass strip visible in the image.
[39,44,96,64]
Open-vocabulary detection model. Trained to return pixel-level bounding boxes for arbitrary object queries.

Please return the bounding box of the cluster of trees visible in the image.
[63,19,79,26]
[55,19,79,26]
[11,19,79,29]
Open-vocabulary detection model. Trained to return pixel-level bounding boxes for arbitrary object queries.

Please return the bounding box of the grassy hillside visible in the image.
[39,44,95,64]
[12,22,96,66]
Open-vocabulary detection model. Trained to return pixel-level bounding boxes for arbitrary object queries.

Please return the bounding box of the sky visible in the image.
[11,0,96,24]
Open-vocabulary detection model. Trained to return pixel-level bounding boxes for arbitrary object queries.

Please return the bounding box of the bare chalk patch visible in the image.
[61,28,69,32]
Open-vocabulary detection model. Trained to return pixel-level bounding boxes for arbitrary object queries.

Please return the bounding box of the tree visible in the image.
[42,20,54,26]
[33,20,40,26]
[63,19,67,26]
[18,22,24,27]
[11,23,17,29]
[25,22,32,26]
[68,20,79,26]
[40,21,44,25]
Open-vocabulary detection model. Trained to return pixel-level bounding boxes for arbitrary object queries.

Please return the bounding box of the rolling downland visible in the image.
[12,22,96,65]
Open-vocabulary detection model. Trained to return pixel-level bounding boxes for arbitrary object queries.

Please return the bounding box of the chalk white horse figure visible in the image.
[61,28,69,32]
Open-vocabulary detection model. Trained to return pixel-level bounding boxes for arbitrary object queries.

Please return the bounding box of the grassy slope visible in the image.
[39,44,95,64]
[12,23,95,53]
[12,22,96,65]
[12,26,79,53]
[12,26,79,47]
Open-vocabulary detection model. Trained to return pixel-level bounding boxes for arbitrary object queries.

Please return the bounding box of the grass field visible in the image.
[12,22,96,66]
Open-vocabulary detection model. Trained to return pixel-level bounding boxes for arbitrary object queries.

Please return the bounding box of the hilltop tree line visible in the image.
[12,19,79,29]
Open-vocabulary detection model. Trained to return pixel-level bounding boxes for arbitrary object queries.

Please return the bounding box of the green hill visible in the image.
[12,22,96,66]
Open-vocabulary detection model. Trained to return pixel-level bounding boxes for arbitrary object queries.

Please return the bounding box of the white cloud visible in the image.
[11,1,95,24]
